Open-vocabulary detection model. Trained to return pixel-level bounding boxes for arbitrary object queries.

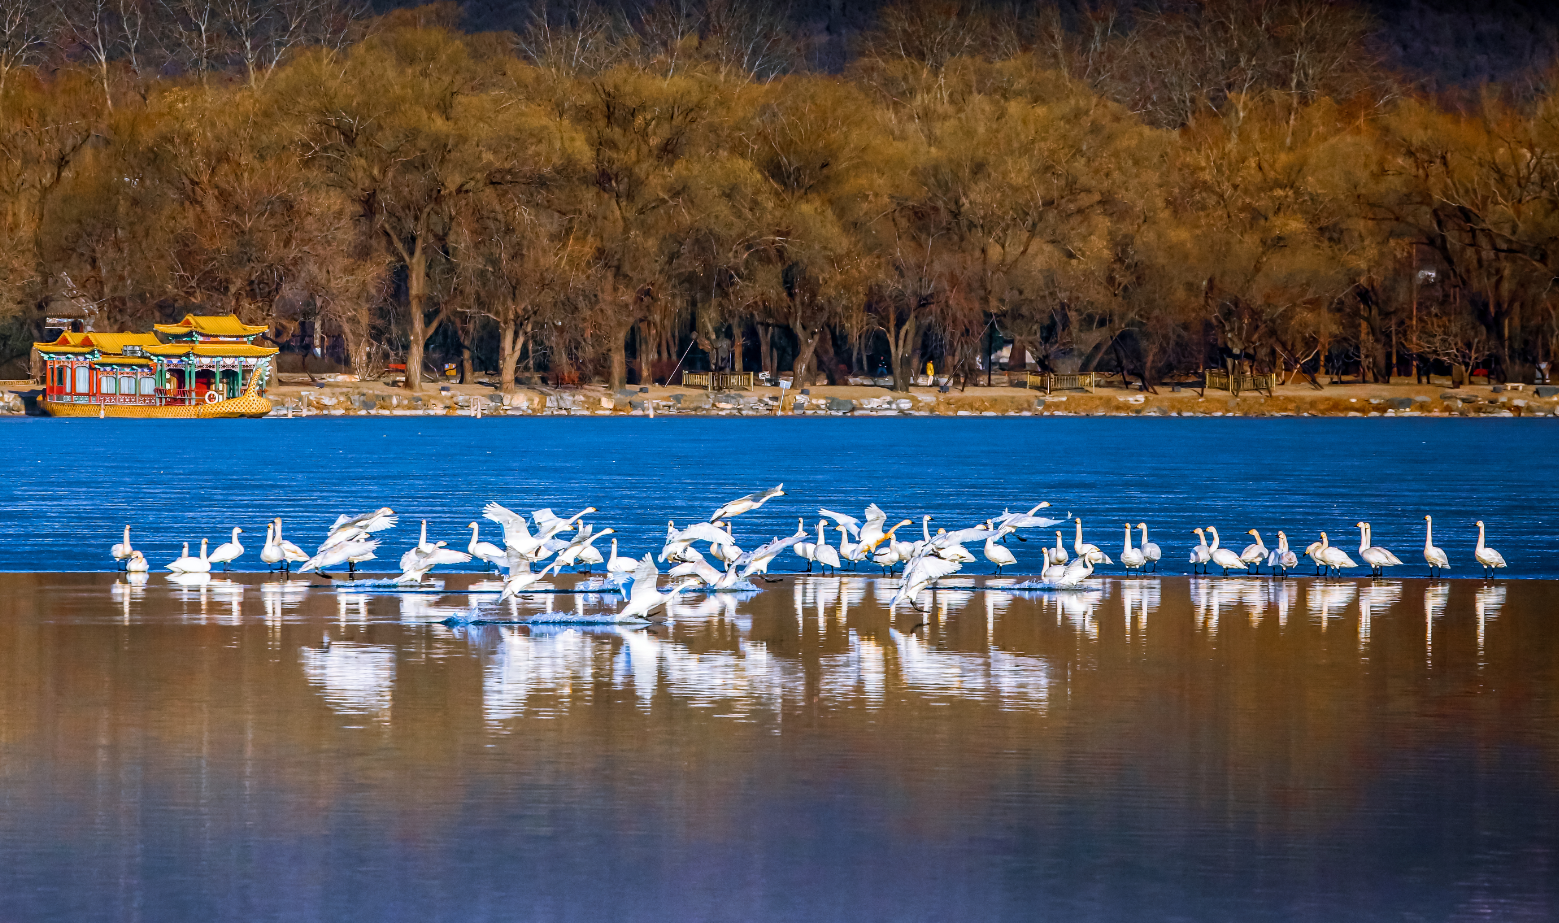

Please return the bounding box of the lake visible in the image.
[0,572,1554,922]
[2,417,1556,921]
[0,416,1555,577]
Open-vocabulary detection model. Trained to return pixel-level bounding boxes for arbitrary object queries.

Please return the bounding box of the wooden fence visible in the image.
[1204,369,1276,394]
[1025,372,1097,393]
[681,371,756,391]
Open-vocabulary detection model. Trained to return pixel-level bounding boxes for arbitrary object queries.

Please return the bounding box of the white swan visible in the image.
[125,550,149,574]
[1074,518,1105,563]
[396,540,473,584]
[1303,539,1326,575]
[1357,522,1403,577]
[607,538,638,577]
[300,538,379,577]
[1047,553,1095,588]
[208,527,244,571]
[273,519,309,572]
[910,515,933,555]
[167,539,211,574]
[709,523,742,565]
[794,517,817,571]
[318,507,397,553]
[984,524,1017,574]
[576,528,614,572]
[261,521,284,570]
[619,555,697,620]
[1266,531,1299,577]
[869,520,914,573]
[1206,527,1248,575]
[890,549,962,610]
[1423,515,1449,578]
[111,525,134,568]
[813,520,841,575]
[1316,532,1357,576]
[500,560,564,599]
[1137,523,1161,572]
[855,504,891,553]
[1188,528,1212,574]
[1474,520,1507,578]
[1119,522,1146,572]
[709,484,784,522]
[467,522,508,573]
[400,520,437,572]
[1047,531,1069,566]
[1239,530,1268,572]
[736,525,808,577]
[836,524,864,569]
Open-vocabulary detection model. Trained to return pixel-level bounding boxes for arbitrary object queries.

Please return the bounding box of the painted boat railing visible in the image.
[41,390,214,406]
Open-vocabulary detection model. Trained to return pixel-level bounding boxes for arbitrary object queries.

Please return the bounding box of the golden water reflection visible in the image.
[0,573,1555,921]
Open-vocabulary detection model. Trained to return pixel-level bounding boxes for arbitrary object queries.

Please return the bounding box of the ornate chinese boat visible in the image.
[34,314,278,418]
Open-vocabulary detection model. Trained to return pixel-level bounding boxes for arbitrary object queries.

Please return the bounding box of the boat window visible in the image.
[139,378,154,395]
[101,376,116,395]
[74,366,88,393]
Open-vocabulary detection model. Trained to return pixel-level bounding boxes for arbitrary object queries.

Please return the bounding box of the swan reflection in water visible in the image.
[1308,582,1358,628]
[300,641,396,719]
[1359,582,1402,648]
[1476,584,1506,659]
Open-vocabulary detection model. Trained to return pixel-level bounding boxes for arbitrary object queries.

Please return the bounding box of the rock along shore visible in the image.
[261,377,1559,419]
[3,378,1556,419]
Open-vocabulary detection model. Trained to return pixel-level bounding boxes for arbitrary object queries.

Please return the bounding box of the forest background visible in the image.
[7,0,1559,393]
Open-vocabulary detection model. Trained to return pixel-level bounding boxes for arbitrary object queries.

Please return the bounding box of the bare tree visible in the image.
[0,0,57,91]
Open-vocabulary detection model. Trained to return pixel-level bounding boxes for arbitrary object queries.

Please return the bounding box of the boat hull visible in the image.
[40,394,272,418]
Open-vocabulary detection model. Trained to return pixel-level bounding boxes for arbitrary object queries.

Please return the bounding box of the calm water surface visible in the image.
[0,416,1556,577]
[0,573,1554,922]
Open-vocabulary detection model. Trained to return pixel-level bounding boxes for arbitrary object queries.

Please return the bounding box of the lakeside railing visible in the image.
[681,371,756,391]
[1205,369,1276,395]
[1025,372,1097,393]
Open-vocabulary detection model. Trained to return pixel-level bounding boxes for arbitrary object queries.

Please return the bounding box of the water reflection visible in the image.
[300,641,396,718]
[2,573,1553,922]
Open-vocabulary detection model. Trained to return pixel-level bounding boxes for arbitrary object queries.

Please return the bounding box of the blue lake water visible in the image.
[2,417,1557,921]
[1,416,1554,577]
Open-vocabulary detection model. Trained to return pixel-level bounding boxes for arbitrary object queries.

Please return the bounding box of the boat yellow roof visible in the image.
[33,331,162,355]
[153,314,269,338]
[143,343,279,358]
[93,355,153,367]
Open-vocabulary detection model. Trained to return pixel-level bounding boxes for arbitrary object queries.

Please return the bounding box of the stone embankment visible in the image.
[259,378,1559,419]
[3,378,1555,418]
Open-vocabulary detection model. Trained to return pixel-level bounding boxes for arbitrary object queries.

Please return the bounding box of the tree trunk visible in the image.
[1006,338,1029,372]
[888,313,918,393]
[790,322,822,388]
[498,316,521,394]
[757,324,774,375]
[397,225,431,393]
[634,320,654,385]
[731,319,744,373]
[815,329,839,385]
[609,328,628,391]
[460,343,475,385]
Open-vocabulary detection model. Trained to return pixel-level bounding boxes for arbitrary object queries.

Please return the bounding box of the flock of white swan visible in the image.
[107,484,1511,617]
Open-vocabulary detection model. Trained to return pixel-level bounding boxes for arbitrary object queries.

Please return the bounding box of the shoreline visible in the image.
[26,571,1539,584]
[3,378,1556,419]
